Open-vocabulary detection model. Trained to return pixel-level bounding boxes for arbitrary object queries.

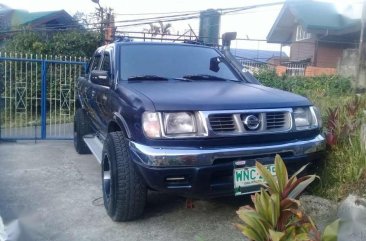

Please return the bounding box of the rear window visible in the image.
[119,44,239,81]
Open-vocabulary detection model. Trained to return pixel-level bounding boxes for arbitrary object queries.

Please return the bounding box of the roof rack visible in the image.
[114,36,133,43]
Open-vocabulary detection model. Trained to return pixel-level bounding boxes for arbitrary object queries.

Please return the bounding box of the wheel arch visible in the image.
[108,112,131,139]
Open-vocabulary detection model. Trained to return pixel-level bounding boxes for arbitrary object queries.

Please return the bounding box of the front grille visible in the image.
[208,114,236,132]
[266,112,287,130]
[206,109,292,135]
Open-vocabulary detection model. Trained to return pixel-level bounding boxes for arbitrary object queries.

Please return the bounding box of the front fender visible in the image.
[112,112,132,139]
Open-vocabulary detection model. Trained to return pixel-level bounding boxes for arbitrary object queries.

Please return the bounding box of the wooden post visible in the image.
[279,44,283,66]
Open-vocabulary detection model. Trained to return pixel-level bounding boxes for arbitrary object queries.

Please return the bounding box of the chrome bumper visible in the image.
[129,134,325,167]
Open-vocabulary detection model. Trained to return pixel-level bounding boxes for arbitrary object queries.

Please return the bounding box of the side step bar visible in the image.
[83,135,103,164]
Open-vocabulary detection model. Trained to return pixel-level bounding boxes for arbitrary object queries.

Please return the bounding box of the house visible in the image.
[267,0,363,68]
[0,4,76,40]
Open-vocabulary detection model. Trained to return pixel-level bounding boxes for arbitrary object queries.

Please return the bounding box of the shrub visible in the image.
[255,69,352,98]
[235,155,339,241]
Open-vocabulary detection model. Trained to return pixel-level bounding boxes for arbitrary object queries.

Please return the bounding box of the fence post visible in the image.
[41,60,47,139]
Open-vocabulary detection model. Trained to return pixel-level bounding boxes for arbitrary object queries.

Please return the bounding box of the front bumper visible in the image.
[129,134,325,198]
[129,134,325,166]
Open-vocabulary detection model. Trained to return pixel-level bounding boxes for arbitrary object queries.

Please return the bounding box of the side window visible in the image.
[101,53,111,73]
[90,55,101,71]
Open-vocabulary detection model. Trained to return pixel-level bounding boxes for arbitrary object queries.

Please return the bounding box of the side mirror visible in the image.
[90,70,110,87]
[210,57,222,72]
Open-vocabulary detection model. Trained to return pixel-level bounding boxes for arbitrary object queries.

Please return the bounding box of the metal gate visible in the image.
[0,52,87,140]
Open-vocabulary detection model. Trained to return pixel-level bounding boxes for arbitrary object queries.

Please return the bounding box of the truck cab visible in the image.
[74,40,325,222]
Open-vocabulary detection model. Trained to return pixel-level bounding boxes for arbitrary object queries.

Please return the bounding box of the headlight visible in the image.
[293,106,322,130]
[163,112,196,134]
[142,112,161,138]
[142,111,206,138]
[310,106,322,128]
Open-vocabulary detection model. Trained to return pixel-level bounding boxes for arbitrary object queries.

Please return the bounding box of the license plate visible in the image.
[234,163,276,196]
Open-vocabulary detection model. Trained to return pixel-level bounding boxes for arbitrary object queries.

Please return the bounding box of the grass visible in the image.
[316,136,366,199]
[255,69,366,200]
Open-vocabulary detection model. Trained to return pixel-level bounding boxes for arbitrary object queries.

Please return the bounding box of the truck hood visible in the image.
[120,81,311,111]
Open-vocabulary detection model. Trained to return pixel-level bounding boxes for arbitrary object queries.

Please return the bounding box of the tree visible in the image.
[1,11,103,57]
[2,32,47,53]
[2,30,101,57]
[47,31,101,56]
[144,21,172,40]
[158,21,172,39]
[144,23,160,36]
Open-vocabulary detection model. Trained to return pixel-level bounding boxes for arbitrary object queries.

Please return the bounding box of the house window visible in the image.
[296,25,311,41]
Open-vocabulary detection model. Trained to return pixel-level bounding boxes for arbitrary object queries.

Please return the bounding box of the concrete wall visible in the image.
[337,48,366,90]
[337,49,358,78]
[358,44,366,90]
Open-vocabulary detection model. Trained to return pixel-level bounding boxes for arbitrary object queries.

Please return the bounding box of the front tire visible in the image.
[102,131,147,222]
[74,108,92,154]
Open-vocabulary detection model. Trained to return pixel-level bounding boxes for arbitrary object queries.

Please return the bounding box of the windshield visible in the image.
[119,44,240,81]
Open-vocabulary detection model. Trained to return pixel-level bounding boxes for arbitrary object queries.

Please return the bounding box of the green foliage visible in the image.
[313,95,366,199]
[47,31,101,56]
[235,155,339,241]
[255,69,352,98]
[2,30,101,57]
[2,32,47,53]
[255,69,366,199]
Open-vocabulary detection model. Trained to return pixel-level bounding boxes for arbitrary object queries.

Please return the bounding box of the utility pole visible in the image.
[104,11,116,44]
[357,0,366,91]
[91,0,105,43]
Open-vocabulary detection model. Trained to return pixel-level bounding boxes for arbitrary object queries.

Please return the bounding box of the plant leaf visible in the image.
[294,233,311,241]
[289,163,309,180]
[283,176,311,198]
[237,209,270,239]
[241,226,264,241]
[275,154,288,193]
[322,219,340,241]
[234,223,247,232]
[288,175,318,199]
[256,161,280,193]
[270,193,281,227]
[269,229,285,241]
[280,198,300,210]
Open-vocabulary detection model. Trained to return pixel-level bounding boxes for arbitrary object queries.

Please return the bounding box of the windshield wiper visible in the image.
[128,75,169,81]
[181,74,237,82]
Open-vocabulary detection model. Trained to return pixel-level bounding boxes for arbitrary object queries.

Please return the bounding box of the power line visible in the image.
[0,2,285,32]
[114,10,198,16]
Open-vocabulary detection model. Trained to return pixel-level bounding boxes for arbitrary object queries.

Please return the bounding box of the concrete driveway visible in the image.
[0,141,249,241]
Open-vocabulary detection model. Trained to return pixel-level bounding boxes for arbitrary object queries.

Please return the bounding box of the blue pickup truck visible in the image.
[74,34,325,222]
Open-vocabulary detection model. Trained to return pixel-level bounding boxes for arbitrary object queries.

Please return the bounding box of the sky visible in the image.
[0,0,363,53]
